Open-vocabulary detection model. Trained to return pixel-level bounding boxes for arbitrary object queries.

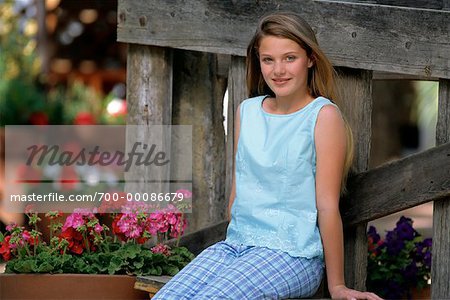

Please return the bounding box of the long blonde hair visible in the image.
[246,12,354,193]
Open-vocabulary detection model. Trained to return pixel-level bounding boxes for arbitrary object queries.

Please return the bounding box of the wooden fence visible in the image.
[117,1,450,297]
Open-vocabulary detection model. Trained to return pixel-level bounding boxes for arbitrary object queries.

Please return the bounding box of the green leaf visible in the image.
[122,243,141,259]
[37,261,54,273]
[108,256,124,275]
[163,265,180,276]
[13,259,37,273]
[150,266,163,276]
[132,257,145,270]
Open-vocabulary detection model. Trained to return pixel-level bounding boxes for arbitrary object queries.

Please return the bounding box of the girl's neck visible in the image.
[269,93,315,114]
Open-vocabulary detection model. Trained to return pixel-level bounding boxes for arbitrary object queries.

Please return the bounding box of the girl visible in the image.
[153,12,382,300]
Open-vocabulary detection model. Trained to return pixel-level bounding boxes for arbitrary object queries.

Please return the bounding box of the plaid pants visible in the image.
[152,241,323,300]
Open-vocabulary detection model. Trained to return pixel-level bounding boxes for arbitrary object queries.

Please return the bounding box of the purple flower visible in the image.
[402,263,418,283]
[367,216,432,299]
[385,231,405,256]
[395,218,416,241]
[423,238,432,248]
[424,251,432,268]
[387,239,405,256]
[368,226,381,244]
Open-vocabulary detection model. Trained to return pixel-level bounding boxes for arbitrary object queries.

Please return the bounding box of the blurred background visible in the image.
[0,0,438,239]
[0,0,126,127]
[0,0,127,228]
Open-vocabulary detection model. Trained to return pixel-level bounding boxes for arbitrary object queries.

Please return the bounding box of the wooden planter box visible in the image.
[0,274,148,299]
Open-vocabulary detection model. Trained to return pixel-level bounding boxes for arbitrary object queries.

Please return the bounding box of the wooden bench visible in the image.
[135,275,172,299]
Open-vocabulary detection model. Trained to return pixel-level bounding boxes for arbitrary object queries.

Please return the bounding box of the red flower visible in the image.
[73,112,96,125]
[60,227,85,254]
[22,230,39,247]
[111,214,127,242]
[136,237,147,245]
[28,111,49,125]
[0,236,12,261]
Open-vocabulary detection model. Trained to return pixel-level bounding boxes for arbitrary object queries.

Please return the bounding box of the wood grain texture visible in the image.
[336,68,373,173]
[336,68,372,291]
[126,45,172,126]
[431,79,450,299]
[342,141,450,225]
[117,0,450,79]
[171,50,228,232]
[325,0,448,10]
[225,56,246,207]
[125,45,173,196]
[436,79,450,146]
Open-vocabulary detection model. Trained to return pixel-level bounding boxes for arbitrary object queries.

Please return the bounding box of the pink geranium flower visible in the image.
[151,243,171,256]
[94,224,103,233]
[5,223,17,232]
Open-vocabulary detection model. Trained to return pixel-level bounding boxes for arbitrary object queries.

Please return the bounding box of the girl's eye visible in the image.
[261,57,273,63]
[286,56,296,62]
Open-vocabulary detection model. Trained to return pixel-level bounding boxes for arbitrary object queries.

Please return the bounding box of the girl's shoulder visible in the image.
[240,95,267,106]
[311,96,335,107]
[238,95,267,114]
[310,97,341,115]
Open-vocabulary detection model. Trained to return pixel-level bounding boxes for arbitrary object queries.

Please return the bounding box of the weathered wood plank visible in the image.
[431,79,450,299]
[326,0,448,10]
[372,71,439,81]
[125,45,172,196]
[336,68,373,291]
[126,45,172,126]
[336,68,373,173]
[225,56,246,207]
[171,50,228,232]
[341,141,450,226]
[135,275,172,298]
[117,0,450,79]
[436,79,450,145]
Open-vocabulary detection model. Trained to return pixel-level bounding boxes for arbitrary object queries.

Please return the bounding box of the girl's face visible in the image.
[258,35,313,100]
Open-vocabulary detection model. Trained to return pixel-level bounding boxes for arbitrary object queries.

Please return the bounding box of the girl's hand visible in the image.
[330,285,383,300]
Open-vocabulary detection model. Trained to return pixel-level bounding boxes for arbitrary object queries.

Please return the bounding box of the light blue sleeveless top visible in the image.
[225,95,338,258]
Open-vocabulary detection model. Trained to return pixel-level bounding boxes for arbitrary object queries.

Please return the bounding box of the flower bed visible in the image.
[367,216,432,299]
[0,199,194,276]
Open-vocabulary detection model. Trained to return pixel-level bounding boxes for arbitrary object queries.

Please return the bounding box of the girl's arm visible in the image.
[314,105,381,300]
[227,104,241,221]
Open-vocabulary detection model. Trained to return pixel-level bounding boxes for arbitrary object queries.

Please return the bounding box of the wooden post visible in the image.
[225,56,247,203]
[36,0,49,75]
[336,68,373,291]
[431,79,450,298]
[125,44,173,198]
[172,49,228,232]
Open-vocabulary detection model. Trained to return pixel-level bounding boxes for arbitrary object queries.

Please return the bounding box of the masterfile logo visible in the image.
[3,125,192,213]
